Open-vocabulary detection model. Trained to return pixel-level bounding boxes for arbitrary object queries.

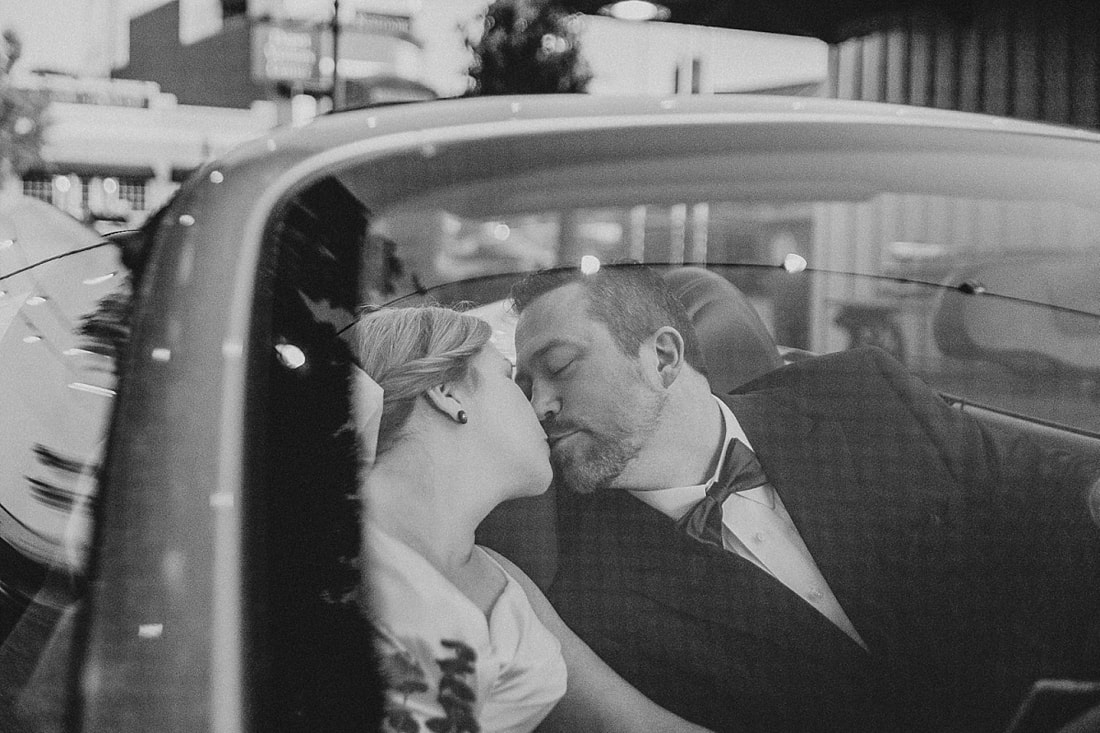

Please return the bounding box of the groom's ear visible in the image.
[651,327,685,388]
[423,382,465,422]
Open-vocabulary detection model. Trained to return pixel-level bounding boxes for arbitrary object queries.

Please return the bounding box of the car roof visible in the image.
[224,93,1100,170]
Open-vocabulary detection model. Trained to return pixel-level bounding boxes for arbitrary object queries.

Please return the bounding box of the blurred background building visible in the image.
[2,0,1098,231]
[0,0,828,230]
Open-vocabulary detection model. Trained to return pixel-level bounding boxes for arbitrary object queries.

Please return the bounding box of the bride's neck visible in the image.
[362,447,492,571]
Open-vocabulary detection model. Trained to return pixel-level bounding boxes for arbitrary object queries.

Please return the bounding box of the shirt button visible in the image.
[752,532,767,544]
[807,588,825,603]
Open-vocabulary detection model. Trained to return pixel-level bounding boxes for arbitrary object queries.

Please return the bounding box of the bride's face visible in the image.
[464,344,553,497]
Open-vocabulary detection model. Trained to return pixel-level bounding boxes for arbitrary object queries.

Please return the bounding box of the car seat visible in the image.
[663,267,784,395]
[477,267,785,589]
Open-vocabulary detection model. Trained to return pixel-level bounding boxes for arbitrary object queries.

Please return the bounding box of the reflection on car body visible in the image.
[0,94,1097,732]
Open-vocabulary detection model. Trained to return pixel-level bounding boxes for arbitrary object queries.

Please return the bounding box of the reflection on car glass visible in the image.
[0,193,132,731]
[362,232,425,305]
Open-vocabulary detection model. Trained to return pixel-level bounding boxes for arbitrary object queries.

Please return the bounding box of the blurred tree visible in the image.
[467,0,592,95]
[0,29,49,189]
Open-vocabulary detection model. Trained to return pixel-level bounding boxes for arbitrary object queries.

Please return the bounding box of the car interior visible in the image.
[262,171,1100,629]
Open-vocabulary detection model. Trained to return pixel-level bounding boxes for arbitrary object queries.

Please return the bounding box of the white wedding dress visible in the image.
[367,525,568,733]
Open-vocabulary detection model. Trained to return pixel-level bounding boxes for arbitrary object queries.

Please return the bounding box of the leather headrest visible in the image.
[664,268,783,394]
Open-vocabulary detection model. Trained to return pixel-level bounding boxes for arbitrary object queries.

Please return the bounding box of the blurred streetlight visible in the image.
[598,1,670,22]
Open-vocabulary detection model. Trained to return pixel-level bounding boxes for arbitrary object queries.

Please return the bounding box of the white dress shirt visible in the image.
[630,396,866,649]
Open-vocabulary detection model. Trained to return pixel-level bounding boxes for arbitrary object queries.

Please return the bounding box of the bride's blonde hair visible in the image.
[353,306,491,455]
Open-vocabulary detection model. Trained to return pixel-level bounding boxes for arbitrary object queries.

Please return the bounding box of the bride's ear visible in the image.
[423,383,466,424]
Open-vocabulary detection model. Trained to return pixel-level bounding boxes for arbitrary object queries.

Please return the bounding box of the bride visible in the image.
[353,306,710,733]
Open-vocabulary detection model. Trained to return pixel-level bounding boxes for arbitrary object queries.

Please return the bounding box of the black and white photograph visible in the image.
[0,1,1098,731]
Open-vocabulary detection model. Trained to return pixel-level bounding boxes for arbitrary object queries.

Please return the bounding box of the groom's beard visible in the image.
[548,390,665,495]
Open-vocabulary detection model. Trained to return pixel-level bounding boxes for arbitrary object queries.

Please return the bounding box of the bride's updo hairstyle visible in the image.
[353,306,492,456]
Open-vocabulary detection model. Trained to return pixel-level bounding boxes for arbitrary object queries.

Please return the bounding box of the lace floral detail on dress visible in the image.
[376,624,481,733]
[428,640,479,733]
[378,640,429,733]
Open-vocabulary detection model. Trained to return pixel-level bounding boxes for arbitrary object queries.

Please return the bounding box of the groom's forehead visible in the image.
[516,285,590,339]
[515,289,602,362]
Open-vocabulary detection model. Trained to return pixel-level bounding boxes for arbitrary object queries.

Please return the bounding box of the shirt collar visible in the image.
[630,396,754,520]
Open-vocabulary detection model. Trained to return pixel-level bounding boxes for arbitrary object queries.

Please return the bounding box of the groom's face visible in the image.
[514,284,665,494]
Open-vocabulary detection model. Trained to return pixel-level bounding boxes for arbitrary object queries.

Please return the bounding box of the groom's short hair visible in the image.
[509,263,707,375]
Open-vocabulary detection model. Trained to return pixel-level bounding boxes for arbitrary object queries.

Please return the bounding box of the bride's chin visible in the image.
[516,464,553,498]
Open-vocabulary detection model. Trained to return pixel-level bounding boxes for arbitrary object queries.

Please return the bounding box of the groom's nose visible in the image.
[529,381,560,424]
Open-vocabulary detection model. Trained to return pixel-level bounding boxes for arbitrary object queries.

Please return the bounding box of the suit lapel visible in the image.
[721,392,897,652]
[593,487,871,665]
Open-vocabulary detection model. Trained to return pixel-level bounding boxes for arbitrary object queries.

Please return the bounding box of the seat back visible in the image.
[663,267,784,395]
[477,267,783,588]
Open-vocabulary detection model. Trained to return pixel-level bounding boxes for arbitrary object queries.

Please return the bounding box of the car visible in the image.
[0,93,1098,732]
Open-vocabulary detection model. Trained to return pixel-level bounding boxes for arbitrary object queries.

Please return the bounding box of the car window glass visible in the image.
[352,126,1099,434]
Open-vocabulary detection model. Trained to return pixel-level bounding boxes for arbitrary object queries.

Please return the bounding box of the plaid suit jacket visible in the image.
[549,348,1100,733]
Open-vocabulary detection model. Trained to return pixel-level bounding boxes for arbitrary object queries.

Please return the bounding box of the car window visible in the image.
[353,122,1100,302]
[351,123,1099,434]
[388,265,1100,438]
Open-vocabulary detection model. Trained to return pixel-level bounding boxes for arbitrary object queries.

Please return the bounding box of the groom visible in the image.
[510,264,1100,733]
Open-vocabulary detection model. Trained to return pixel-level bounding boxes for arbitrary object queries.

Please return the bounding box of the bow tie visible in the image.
[675,438,768,549]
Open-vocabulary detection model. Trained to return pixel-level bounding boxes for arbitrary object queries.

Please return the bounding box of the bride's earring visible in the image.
[456,410,468,425]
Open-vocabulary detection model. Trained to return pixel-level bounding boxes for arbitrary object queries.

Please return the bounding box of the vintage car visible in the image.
[0,94,1098,732]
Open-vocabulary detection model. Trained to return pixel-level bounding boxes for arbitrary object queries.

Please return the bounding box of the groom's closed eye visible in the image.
[548,359,575,376]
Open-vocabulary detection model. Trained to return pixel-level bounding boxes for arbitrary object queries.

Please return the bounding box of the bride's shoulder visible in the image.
[478,546,563,627]
[479,545,534,588]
